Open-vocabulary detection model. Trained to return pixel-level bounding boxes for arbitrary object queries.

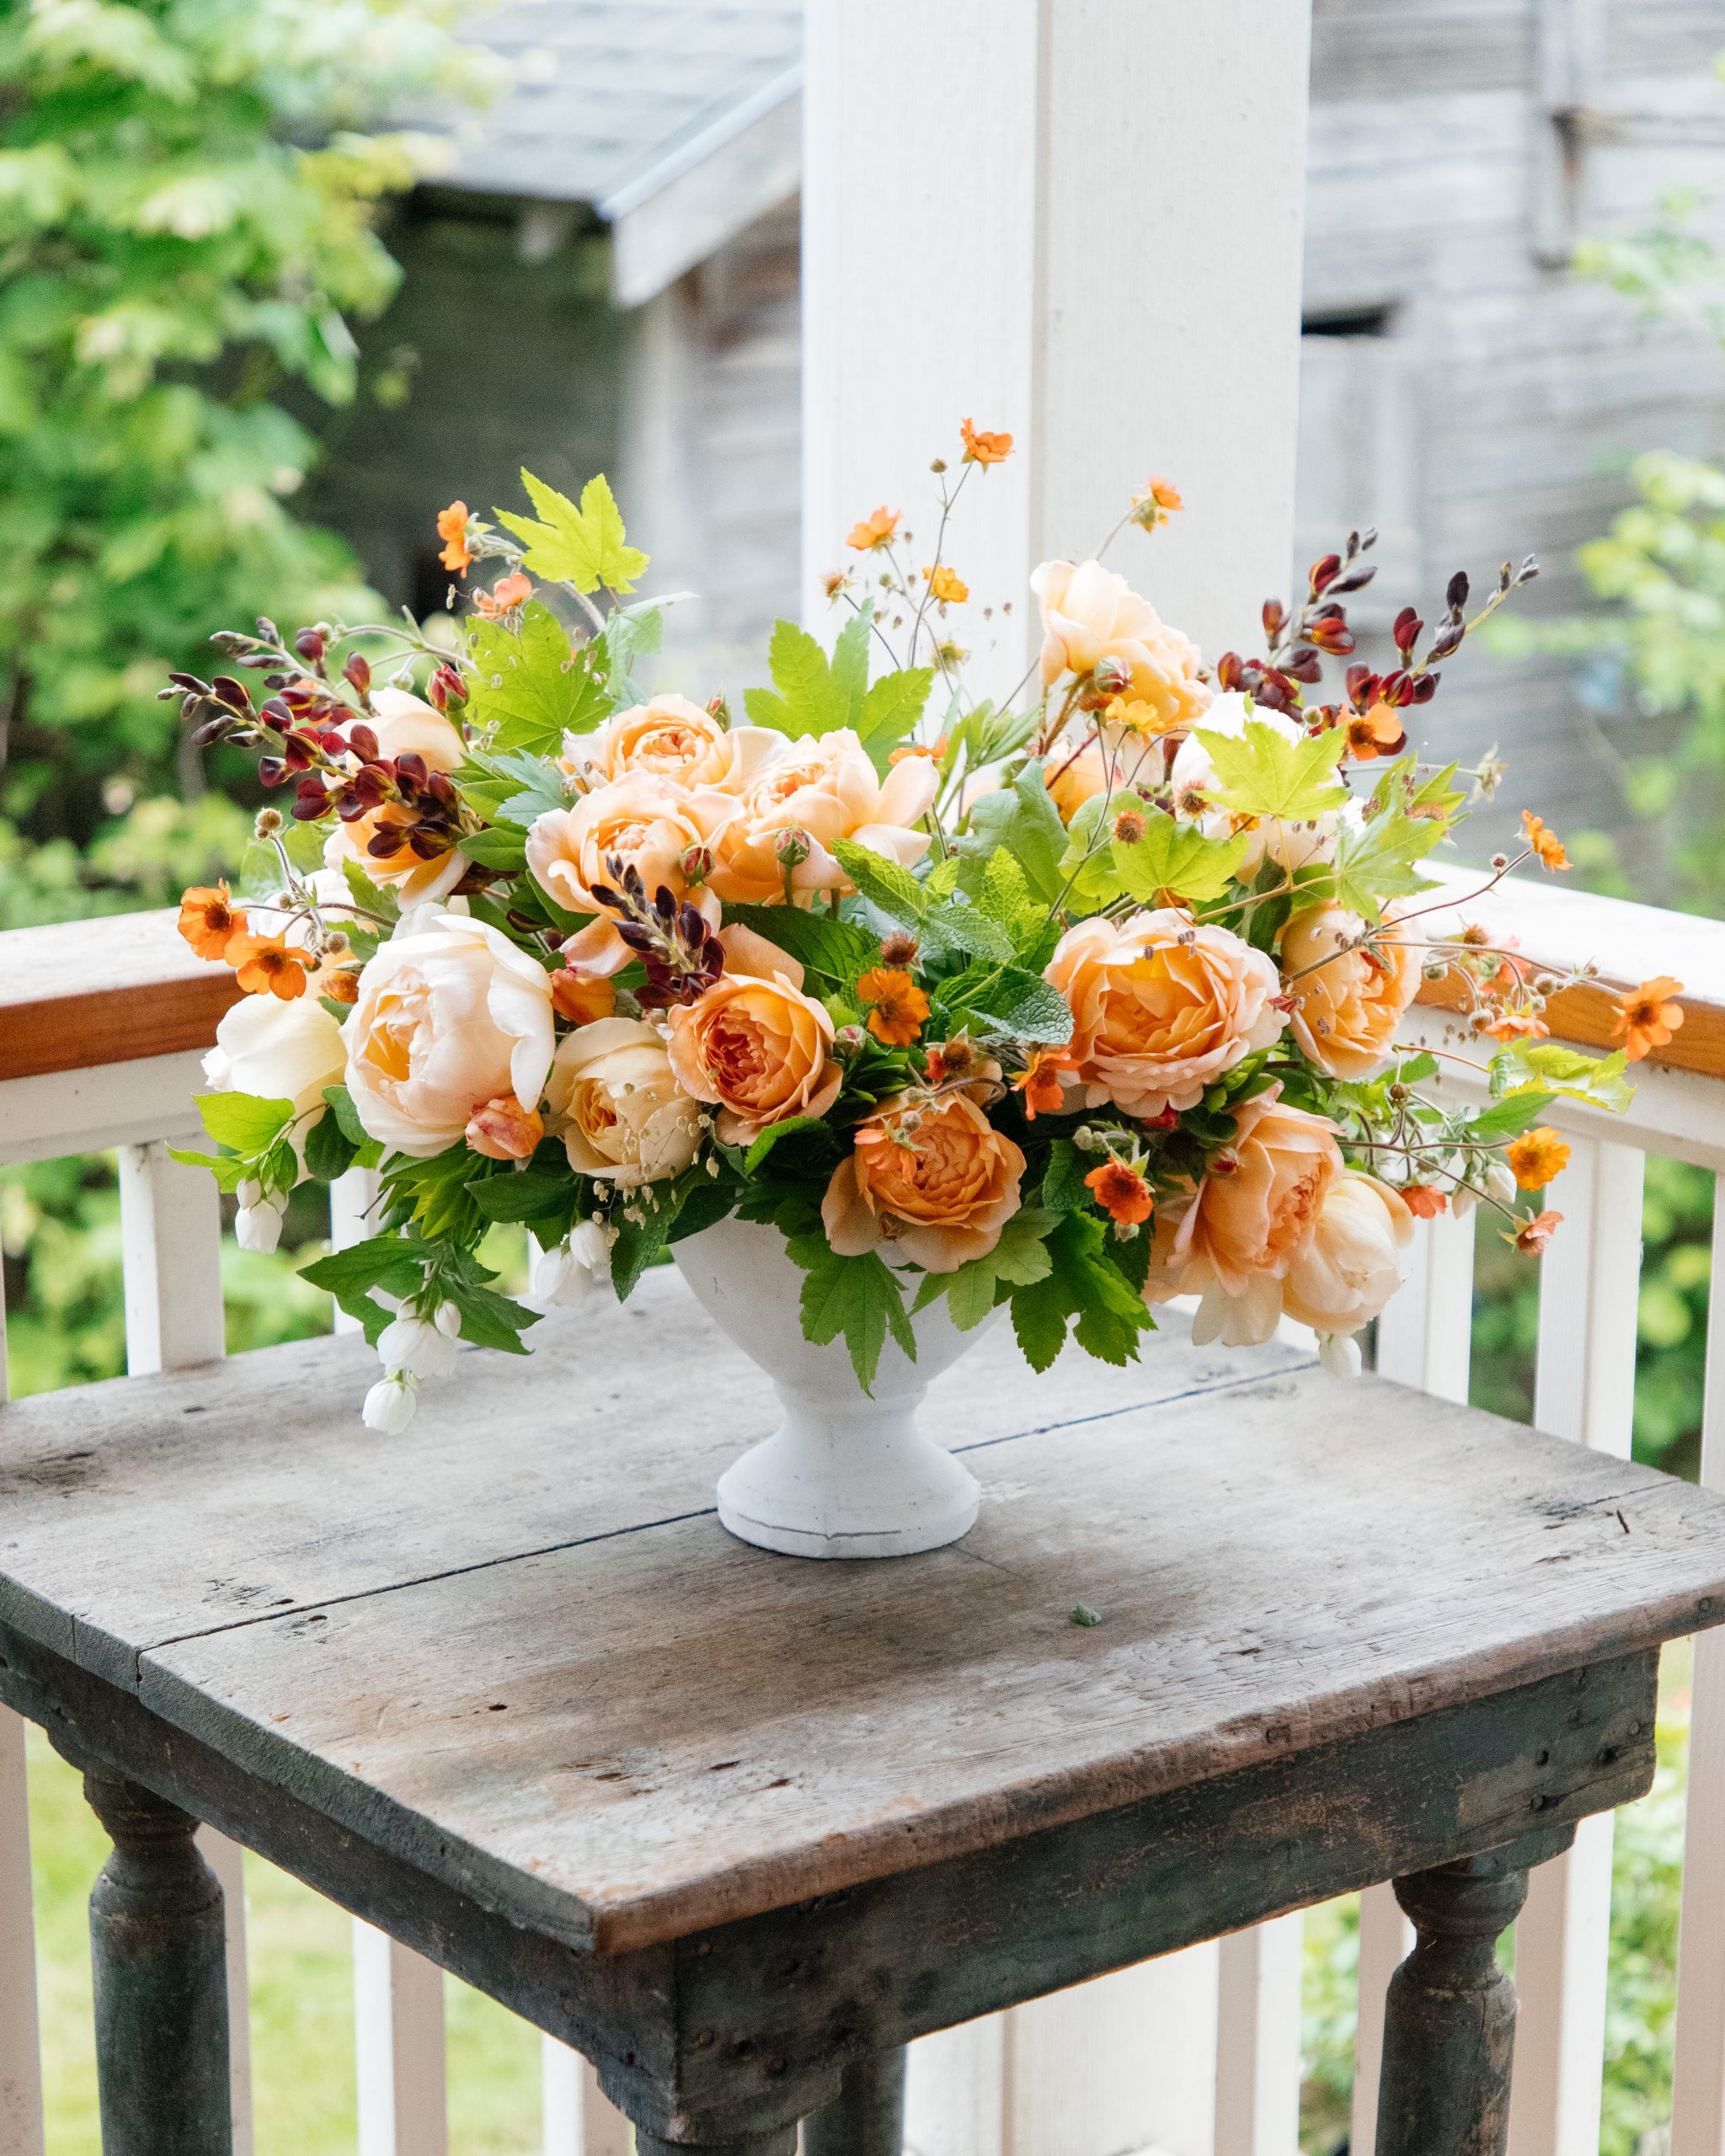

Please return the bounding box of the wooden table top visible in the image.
[4,1271,1725,1954]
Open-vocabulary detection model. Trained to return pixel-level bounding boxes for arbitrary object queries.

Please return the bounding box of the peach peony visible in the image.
[1281,903,1423,1081]
[1032,558,1211,731]
[545,1017,702,1186]
[1046,910,1284,1118]
[1144,1091,1343,1344]
[1283,1171,1414,1338]
[571,696,783,793]
[344,915,555,1158]
[706,729,937,905]
[323,687,470,910]
[822,1091,1025,1273]
[526,775,735,973]
[666,942,841,1145]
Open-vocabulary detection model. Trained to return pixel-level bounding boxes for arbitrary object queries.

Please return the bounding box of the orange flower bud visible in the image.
[465,1094,544,1161]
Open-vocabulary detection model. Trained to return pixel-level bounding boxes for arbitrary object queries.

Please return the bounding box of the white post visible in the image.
[1509,1135,1644,2156]
[354,1924,448,2156]
[542,2038,631,2156]
[0,1705,43,2156]
[804,9,1314,2137]
[115,1139,255,2156]
[1213,1918,1305,2156]
[1667,1179,1725,2156]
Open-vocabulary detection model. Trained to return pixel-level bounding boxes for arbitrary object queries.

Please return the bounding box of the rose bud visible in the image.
[465,1094,545,1161]
[549,969,617,1025]
[775,825,812,867]
[427,662,467,714]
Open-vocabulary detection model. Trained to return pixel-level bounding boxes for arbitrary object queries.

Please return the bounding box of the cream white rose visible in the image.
[546,1018,702,1187]
[203,990,347,1120]
[344,915,554,1157]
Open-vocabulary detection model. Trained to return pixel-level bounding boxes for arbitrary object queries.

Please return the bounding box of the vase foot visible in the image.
[715,1417,981,1560]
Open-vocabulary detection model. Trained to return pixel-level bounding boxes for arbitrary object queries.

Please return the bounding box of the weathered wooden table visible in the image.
[4,1270,1725,2156]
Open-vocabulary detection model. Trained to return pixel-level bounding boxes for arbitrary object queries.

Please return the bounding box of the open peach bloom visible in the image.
[666,939,841,1145]
[1032,558,1211,730]
[526,775,735,972]
[546,1017,702,1187]
[1047,910,1284,1118]
[323,687,470,910]
[823,1091,1026,1273]
[1281,1171,1414,1339]
[1280,903,1423,1081]
[706,728,937,905]
[572,697,784,792]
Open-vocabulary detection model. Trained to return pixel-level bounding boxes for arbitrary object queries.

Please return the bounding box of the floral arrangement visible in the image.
[167,430,1659,1433]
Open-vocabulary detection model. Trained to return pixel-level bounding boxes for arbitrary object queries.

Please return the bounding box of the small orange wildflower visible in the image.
[857,966,930,1046]
[1509,1209,1563,1256]
[436,501,473,576]
[889,732,948,767]
[1615,975,1685,1062]
[846,506,900,552]
[1480,1008,1549,1044]
[549,969,617,1026]
[1521,811,1569,873]
[924,564,969,604]
[959,418,1013,467]
[1345,702,1406,761]
[1085,1159,1154,1227]
[473,572,531,619]
[1402,1184,1449,1218]
[178,882,245,962]
[1506,1126,1571,1190]
[226,933,308,1001]
[1013,1048,1073,1121]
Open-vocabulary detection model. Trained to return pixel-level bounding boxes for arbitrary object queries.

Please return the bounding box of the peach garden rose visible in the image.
[1032,558,1211,731]
[526,775,735,972]
[706,728,937,905]
[823,1091,1026,1273]
[666,932,841,1145]
[545,1017,702,1187]
[572,696,785,792]
[1282,1171,1414,1342]
[1280,903,1423,1081]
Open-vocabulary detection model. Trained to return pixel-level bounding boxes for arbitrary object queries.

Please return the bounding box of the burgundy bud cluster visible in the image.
[427,662,467,715]
[591,857,725,1010]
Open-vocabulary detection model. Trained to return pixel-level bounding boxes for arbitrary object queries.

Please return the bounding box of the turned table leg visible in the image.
[84,1772,232,2156]
[1374,1844,1534,2156]
[635,2133,797,2156]
[801,2047,907,2154]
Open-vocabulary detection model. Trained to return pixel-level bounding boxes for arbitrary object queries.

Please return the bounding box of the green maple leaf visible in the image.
[1112,808,1252,905]
[1197,718,1349,822]
[1488,1041,1634,1113]
[495,470,647,594]
[465,600,608,751]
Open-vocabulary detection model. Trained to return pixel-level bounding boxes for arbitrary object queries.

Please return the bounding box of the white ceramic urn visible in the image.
[672,1215,991,1560]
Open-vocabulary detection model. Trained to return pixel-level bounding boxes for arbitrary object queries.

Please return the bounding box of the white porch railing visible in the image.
[4,868,1725,2156]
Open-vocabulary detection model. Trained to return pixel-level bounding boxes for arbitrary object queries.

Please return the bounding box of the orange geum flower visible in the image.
[924,565,969,604]
[179,881,246,962]
[1506,1126,1571,1189]
[1401,1184,1449,1218]
[1509,1208,1563,1257]
[1344,702,1406,761]
[473,572,531,619]
[1012,1048,1074,1121]
[846,506,900,552]
[1521,811,1569,873]
[960,418,1013,467]
[226,933,309,1001]
[436,501,473,576]
[1614,976,1685,1063]
[1085,1158,1154,1227]
[858,966,930,1046]
[1480,1007,1549,1044]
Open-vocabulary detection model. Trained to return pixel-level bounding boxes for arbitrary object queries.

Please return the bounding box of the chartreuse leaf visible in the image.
[959,761,1069,905]
[1461,1091,1559,1145]
[744,618,849,737]
[192,1092,296,1155]
[1488,1041,1634,1113]
[465,600,608,751]
[1112,808,1252,906]
[855,668,934,766]
[831,837,927,922]
[1197,718,1348,823]
[913,1208,1057,1331]
[830,606,872,714]
[1055,796,1124,911]
[786,1235,916,1394]
[495,469,647,594]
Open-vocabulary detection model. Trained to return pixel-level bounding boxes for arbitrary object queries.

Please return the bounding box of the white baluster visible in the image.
[1213,1917,1304,2156]
[0,1702,44,2156]
[906,2020,1008,2156]
[329,1166,382,1333]
[116,1139,254,2156]
[354,1923,447,2156]
[542,2036,630,2155]
[1667,1174,1725,2156]
[1509,1135,1644,2156]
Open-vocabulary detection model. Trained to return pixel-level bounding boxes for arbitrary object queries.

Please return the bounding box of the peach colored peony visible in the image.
[823,1091,1025,1273]
[1281,903,1423,1081]
[323,686,470,910]
[1046,910,1284,1118]
[706,729,937,905]
[571,696,783,792]
[666,940,841,1145]
[344,915,554,1158]
[1032,558,1211,731]
[526,775,735,973]
[545,1018,702,1186]
[1283,1171,1413,1337]
[1143,1091,1343,1344]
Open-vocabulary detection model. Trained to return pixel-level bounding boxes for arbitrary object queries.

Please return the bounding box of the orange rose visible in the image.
[1046,910,1284,1118]
[822,1091,1025,1273]
[572,696,783,793]
[526,775,734,973]
[666,938,841,1145]
[1031,558,1211,731]
[706,728,937,905]
[1281,904,1423,1081]
[1144,1091,1343,1343]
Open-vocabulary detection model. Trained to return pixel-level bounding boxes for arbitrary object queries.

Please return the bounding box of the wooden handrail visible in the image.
[0,873,1722,1087]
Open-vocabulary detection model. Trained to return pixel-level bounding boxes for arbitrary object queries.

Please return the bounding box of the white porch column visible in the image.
[804,5,1315,2148]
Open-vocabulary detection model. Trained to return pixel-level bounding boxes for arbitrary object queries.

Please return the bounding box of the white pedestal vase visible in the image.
[672,1216,991,1560]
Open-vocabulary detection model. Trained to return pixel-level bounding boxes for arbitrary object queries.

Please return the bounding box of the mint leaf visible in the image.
[831,837,927,923]
[724,903,879,985]
[495,470,647,594]
[1196,718,1348,823]
[942,964,1074,1045]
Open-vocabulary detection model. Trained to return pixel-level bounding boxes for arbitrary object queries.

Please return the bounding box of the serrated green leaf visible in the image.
[1327,796,1447,921]
[465,1170,574,1223]
[926,1207,1058,1331]
[1040,1139,1089,1213]
[832,837,927,922]
[465,600,607,751]
[958,761,1069,905]
[855,668,933,765]
[925,856,962,901]
[1196,718,1348,823]
[977,848,1032,926]
[786,1238,915,1393]
[341,857,399,926]
[300,1233,430,1339]
[830,606,873,718]
[942,964,1074,1045]
[495,469,647,594]
[1112,809,1252,906]
[725,904,879,985]
[745,618,848,739]
[1488,1041,1634,1113]
[194,1091,296,1156]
